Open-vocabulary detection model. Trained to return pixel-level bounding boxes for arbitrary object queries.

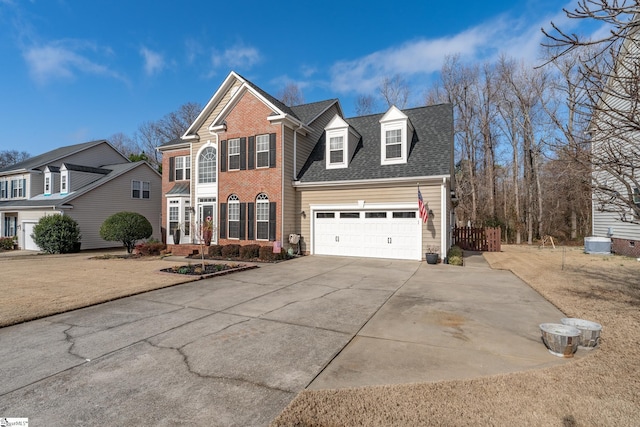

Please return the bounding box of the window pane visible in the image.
[316,212,335,218]
[386,144,402,159]
[329,136,343,150]
[257,152,269,168]
[257,222,268,240]
[365,212,387,218]
[393,211,416,218]
[142,181,150,199]
[229,221,240,239]
[340,212,360,219]
[229,139,240,154]
[330,150,343,164]
[386,129,401,144]
[229,203,239,221]
[199,148,216,183]
[257,135,269,151]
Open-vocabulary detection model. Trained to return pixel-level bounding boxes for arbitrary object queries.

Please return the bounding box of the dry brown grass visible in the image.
[271,245,640,426]
[0,251,194,327]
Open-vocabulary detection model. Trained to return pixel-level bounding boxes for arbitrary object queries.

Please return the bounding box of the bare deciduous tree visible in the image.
[109,132,140,159]
[355,95,377,116]
[0,150,30,169]
[278,83,305,107]
[379,74,410,108]
[543,1,640,223]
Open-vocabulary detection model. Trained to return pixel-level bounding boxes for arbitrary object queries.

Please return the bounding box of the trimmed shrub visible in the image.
[207,244,223,257]
[240,244,260,259]
[32,214,81,254]
[135,241,166,256]
[447,245,464,266]
[221,244,240,258]
[259,245,288,262]
[100,212,153,253]
[0,236,17,250]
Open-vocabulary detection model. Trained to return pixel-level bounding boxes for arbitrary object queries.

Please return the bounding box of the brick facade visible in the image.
[217,91,282,247]
[611,237,640,258]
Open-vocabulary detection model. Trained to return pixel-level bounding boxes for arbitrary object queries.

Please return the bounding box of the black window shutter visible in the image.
[240,137,247,170]
[269,133,276,168]
[239,202,246,240]
[268,202,276,241]
[247,202,255,240]
[220,140,227,172]
[220,203,227,239]
[169,157,175,182]
[248,136,255,170]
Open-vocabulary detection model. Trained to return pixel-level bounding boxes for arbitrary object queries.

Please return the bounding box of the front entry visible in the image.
[198,198,216,245]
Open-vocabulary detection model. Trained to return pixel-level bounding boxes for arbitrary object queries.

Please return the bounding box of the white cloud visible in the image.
[22,40,123,84]
[140,46,165,76]
[209,42,261,74]
[327,2,593,95]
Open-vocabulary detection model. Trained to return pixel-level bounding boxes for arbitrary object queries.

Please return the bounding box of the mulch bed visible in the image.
[160,262,257,279]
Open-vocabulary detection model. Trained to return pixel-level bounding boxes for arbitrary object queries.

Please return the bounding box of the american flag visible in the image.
[418,187,429,223]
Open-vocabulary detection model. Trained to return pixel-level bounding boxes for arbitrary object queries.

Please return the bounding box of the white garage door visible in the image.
[313,210,421,260]
[23,222,40,251]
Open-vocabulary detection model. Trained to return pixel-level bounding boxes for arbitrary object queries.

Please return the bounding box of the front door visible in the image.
[198,198,216,244]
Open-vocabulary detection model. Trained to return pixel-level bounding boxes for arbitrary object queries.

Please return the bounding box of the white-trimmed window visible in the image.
[132,180,150,199]
[379,106,411,165]
[12,179,24,198]
[228,194,240,239]
[0,180,7,199]
[175,155,191,181]
[385,129,402,159]
[329,136,344,165]
[256,193,269,240]
[44,176,50,195]
[169,202,179,236]
[198,147,216,183]
[228,138,240,171]
[61,174,67,193]
[256,134,269,168]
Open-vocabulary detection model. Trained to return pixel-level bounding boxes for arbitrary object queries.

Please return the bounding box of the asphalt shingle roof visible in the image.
[297,103,453,182]
[0,140,108,173]
[290,99,339,125]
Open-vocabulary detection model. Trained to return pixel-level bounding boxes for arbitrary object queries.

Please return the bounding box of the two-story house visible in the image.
[158,71,454,260]
[0,140,162,250]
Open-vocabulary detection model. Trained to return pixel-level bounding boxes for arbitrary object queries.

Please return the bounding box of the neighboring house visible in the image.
[0,140,162,251]
[158,71,454,261]
[590,32,640,257]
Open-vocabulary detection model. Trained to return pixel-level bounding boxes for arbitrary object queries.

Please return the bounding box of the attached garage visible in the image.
[313,208,422,260]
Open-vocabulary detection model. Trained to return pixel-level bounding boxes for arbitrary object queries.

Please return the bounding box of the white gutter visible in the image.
[293,174,451,188]
[441,177,447,255]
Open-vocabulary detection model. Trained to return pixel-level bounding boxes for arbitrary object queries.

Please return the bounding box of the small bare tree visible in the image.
[0,150,30,168]
[354,95,377,116]
[278,82,304,107]
[379,74,410,108]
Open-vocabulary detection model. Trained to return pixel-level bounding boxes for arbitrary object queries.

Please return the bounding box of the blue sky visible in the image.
[0,0,595,156]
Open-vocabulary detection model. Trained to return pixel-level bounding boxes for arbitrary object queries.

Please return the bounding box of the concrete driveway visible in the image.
[0,254,568,426]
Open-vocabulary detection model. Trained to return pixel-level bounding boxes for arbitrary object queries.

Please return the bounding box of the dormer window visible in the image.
[61,174,68,194]
[45,176,51,195]
[325,115,359,169]
[329,134,345,165]
[380,106,412,165]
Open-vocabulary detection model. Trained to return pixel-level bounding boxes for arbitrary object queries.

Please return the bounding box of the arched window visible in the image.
[228,194,240,239]
[198,146,216,183]
[256,193,269,240]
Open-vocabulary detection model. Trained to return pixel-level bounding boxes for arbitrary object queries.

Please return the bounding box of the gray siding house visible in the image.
[0,140,162,251]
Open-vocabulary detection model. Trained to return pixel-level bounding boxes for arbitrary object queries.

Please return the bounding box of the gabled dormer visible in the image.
[379,105,413,166]
[60,164,69,194]
[43,165,60,196]
[324,115,360,169]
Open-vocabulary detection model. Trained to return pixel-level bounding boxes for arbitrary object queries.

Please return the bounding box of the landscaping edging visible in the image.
[158,263,258,280]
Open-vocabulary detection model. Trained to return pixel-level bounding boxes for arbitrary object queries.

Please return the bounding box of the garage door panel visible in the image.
[313,210,421,260]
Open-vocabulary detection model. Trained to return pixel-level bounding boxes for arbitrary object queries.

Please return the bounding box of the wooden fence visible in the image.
[453,226,501,252]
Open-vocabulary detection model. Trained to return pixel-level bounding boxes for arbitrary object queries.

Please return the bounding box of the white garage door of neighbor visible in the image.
[23,222,39,251]
[313,210,421,260]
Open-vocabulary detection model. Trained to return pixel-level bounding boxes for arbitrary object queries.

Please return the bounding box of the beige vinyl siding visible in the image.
[66,165,162,250]
[68,171,106,193]
[298,183,442,255]
[61,142,126,168]
[17,210,59,250]
[29,172,44,197]
[282,126,298,244]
